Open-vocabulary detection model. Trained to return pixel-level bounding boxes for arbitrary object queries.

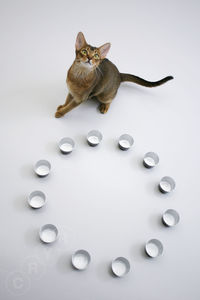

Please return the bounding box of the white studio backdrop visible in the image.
[0,0,199,299]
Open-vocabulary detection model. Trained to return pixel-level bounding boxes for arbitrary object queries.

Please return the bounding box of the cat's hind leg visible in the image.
[97,94,115,114]
[99,103,110,114]
[97,90,117,114]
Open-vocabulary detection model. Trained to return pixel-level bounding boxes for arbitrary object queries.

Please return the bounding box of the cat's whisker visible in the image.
[97,66,103,77]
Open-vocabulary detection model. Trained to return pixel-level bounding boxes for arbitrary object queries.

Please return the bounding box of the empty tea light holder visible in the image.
[145,239,163,258]
[34,160,51,177]
[87,130,103,147]
[28,191,46,209]
[111,257,130,277]
[159,176,176,193]
[39,224,58,243]
[59,137,75,154]
[143,152,159,168]
[72,249,91,270]
[162,209,180,227]
[118,134,134,150]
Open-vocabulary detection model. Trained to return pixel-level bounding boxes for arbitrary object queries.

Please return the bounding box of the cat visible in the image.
[55,32,173,118]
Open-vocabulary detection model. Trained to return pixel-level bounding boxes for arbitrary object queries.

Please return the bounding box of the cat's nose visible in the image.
[87,58,92,65]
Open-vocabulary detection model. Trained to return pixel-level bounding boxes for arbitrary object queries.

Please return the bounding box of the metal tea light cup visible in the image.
[34,160,51,177]
[72,249,91,270]
[162,209,180,227]
[145,239,163,258]
[111,257,130,277]
[118,134,134,150]
[159,176,176,193]
[28,191,46,209]
[87,130,103,147]
[59,137,75,154]
[143,152,159,168]
[39,224,58,243]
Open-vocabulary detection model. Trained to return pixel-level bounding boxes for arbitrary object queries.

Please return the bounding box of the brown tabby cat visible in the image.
[55,32,173,118]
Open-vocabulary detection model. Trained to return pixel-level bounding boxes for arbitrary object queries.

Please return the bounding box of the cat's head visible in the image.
[75,32,111,70]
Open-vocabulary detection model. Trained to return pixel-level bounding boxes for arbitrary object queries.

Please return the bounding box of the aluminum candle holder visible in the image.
[111,257,130,277]
[143,152,159,168]
[87,130,103,147]
[59,137,75,154]
[34,160,51,177]
[159,176,176,193]
[145,239,163,258]
[118,134,134,150]
[162,209,180,227]
[39,224,58,243]
[72,249,91,270]
[28,190,46,209]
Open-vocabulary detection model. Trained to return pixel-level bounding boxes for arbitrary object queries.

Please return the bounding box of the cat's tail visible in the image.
[120,73,173,87]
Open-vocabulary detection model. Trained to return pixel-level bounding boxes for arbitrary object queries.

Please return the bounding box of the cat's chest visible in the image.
[67,79,92,97]
[67,71,96,97]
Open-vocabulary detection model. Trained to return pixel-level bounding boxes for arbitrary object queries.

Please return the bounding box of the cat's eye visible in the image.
[94,53,99,59]
[81,49,87,55]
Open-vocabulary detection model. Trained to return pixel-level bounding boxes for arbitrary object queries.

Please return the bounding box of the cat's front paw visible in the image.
[55,111,63,118]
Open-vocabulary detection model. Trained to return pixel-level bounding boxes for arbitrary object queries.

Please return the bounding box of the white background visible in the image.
[0,0,199,299]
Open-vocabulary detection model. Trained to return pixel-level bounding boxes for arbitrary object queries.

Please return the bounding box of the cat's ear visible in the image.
[99,43,111,59]
[75,32,87,51]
